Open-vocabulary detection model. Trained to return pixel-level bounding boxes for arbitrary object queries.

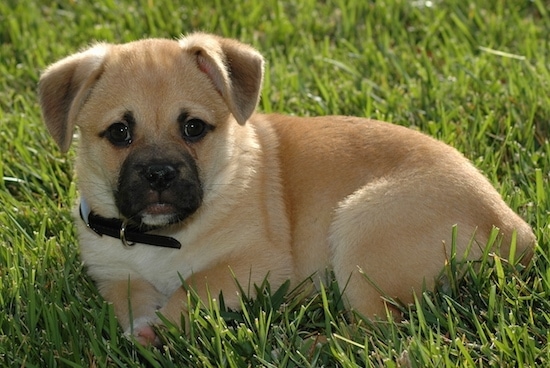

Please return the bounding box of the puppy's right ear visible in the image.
[38,45,109,153]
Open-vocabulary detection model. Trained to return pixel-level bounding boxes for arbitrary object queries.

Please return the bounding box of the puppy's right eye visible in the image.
[105,122,132,147]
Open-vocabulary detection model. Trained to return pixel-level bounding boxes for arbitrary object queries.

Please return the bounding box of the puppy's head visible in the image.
[38,33,264,227]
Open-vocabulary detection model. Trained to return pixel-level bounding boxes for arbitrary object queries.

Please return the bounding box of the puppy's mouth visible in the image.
[144,202,176,215]
[139,203,181,227]
[125,179,202,226]
[119,186,202,229]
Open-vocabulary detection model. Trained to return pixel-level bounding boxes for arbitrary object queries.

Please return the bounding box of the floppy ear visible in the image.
[38,44,109,152]
[179,33,264,125]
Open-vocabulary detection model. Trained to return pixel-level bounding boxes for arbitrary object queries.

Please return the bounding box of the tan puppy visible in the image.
[39,33,535,345]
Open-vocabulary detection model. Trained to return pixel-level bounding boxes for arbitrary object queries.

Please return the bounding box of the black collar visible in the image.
[79,198,181,249]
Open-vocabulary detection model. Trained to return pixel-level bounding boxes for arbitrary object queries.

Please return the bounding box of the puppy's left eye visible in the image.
[105,122,132,147]
[181,118,208,142]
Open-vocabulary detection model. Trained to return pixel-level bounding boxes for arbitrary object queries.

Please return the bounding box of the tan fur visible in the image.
[39,33,535,344]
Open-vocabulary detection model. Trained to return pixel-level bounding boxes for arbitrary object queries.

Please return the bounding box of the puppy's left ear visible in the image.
[180,33,264,125]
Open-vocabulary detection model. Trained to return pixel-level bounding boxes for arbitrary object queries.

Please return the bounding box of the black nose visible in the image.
[143,164,177,191]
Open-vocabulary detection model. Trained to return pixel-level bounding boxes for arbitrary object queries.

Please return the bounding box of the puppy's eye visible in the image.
[181,118,208,142]
[105,122,132,146]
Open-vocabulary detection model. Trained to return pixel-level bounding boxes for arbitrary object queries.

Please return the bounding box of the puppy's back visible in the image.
[261,114,535,269]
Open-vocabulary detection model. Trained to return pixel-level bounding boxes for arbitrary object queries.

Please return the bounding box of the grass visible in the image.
[1,0,549,366]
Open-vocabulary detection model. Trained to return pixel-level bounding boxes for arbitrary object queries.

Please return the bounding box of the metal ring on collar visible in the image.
[120,220,135,247]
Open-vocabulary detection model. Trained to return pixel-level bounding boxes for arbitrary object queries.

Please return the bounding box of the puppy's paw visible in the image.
[125,316,161,346]
[134,325,159,346]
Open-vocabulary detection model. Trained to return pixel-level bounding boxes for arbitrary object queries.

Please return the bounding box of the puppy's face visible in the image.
[76,40,227,227]
[39,35,264,227]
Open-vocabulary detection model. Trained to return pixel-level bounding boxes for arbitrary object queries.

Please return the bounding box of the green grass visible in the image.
[1,0,549,366]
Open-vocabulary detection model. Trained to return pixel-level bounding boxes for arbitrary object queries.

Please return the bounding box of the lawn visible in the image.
[1,0,549,366]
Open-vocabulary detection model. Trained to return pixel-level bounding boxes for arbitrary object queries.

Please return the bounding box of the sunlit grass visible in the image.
[1,0,548,366]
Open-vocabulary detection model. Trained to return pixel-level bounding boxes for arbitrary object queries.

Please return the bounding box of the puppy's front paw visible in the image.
[125,316,161,346]
[134,325,159,346]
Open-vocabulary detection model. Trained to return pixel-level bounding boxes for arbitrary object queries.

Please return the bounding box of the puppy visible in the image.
[39,33,535,345]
